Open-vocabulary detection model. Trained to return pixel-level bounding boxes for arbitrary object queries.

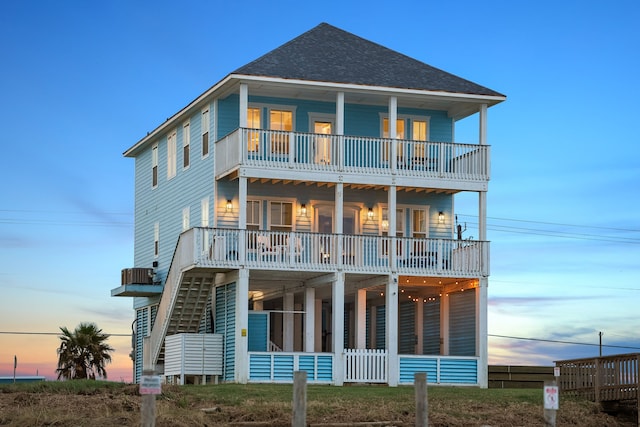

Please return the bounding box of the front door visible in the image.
[315,205,359,262]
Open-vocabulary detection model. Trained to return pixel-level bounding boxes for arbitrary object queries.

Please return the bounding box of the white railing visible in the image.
[214,128,489,182]
[193,228,489,277]
[343,349,388,383]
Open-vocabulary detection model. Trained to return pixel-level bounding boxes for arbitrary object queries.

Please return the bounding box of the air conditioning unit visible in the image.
[121,268,154,285]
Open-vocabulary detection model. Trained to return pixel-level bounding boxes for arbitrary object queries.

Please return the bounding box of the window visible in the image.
[381,207,404,257]
[269,110,292,155]
[154,222,159,258]
[151,144,158,188]
[201,108,210,157]
[269,201,293,231]
[182,207,190,231]
[167,130,177,179]
[201,197,209,227]
[246,200,261,230]
[411,208,429,255]
[247,107,261,152]
[183,121,190,169]
[412,120,428,160]
[382,118,405,163]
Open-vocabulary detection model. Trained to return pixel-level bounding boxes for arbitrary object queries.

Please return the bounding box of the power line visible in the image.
[0,331,131,337]
[489,334,640,350]
[457,213,640,233]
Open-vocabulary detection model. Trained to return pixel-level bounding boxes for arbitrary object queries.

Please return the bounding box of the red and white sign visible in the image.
[544,385,559,410]
[139,375,162,395]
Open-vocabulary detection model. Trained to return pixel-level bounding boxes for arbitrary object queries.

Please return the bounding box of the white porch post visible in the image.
[238,176,247,264]
[235,268,249,383]
[332,272,345,385]
[386,273,399,386]
[239,83,248,128]
[336,92,344,169]
[304,287,315,352]
[478,103,489,388]
[354,288,367,349]
[389,96,397,173]
[283,292,294,352]
[335,182,344,267]
[388,185,397,268]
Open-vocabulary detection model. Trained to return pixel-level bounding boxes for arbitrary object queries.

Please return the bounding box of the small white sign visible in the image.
[139,375,162,395]
[544,385,559,410]
[554,367,560,377]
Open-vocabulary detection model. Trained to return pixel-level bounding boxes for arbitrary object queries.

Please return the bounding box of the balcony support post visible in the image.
[388,185,397,270]
[335,182,343,267]
[283,292,294,352]
[477,277,489,388]
[354,288,367,349]
[386,273,399,386]
[304,287,316,352]
[239,83,248,128]
[389,96,398,173]
[239,176,247,264]
[332,272,345,385]
[336,92,344,169]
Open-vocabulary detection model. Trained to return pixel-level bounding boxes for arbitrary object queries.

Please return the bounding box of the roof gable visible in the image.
[233,23,503,97]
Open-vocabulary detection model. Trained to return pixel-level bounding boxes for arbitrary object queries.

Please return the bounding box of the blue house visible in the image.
[111,23,505,387]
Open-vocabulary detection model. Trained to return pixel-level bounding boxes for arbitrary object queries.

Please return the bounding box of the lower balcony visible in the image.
[189,227,489,278]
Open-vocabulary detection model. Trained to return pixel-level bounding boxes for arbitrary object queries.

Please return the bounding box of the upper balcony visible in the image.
[216,128,489,191]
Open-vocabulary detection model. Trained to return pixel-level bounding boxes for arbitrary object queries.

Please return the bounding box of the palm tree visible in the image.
[56,322,114,380]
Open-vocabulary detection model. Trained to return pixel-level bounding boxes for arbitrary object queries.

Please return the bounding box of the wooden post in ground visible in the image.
[415,372,428,427]
[292,371,307,427]
[636,354,639,427]
[141,370,157,427]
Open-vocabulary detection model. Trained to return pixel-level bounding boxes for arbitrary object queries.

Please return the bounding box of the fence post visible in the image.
[293,371,307,427]
[415,372,428,427]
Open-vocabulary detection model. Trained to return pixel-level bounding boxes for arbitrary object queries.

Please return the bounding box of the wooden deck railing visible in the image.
[556,353,640,403]
[215,128,489,183]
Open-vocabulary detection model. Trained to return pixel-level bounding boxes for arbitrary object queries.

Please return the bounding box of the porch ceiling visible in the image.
[246,177,458,195]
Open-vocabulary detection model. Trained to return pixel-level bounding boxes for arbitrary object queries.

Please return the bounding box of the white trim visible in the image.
[182,206,190,231]
[267,198,296,231]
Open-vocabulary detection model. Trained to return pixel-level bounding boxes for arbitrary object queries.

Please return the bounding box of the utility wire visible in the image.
[489,334,640,351]
[0,331,131,337]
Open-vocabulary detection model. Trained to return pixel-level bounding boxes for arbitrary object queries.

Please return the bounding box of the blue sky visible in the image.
[1,1,639,380]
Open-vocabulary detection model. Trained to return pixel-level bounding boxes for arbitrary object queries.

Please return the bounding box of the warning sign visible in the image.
[139,375,162,395]
[544,385,559,410]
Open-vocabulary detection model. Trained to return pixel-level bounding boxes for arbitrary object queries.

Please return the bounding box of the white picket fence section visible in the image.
[343,349,388,383]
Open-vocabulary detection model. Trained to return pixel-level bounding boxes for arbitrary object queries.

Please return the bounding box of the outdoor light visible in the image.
[300,204,307,216]
[438,211,445,223]
[367,208,374,220]
[226,199,233,213]
[381,220,389,231]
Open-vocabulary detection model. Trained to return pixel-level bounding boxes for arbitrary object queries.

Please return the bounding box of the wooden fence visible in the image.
[488,365,555,389]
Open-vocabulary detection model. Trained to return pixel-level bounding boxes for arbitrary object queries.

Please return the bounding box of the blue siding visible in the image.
[440,358,478,384]
[316,355,333,381]
[249,354,272,380]
[215,283,236,381]
[399,357,438,384]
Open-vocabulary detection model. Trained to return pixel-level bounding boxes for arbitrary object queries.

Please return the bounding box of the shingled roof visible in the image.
[233,23,503,98]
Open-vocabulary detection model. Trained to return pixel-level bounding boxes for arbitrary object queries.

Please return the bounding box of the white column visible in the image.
[477,277,489,388]
[238,176,247,264]
[479,103,487,146]
[386,273,399,386]
[389,96,398,173]
[354,288,367,349]
[253,300,263,311]
[239,83,248,128]
[335,182,344,267]
[283,292,294,352]
[332,272,345,385]
[305,287,316,352]
[235,268,249,383]
[336,92,344,169]
[388,185,397,269]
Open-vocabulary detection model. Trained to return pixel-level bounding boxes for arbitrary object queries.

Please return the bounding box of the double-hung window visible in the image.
[411,207,429,254]
[247,107,261,152]
[269,201,293,232]
[151,144,158,188]
[246,200,261,250]
[269,110,292,155]
[183,121,190,169]
[167,130,177,179]
[201,108,210,158]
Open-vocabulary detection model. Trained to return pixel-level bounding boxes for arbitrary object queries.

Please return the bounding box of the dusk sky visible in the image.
[1,1,638,382]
